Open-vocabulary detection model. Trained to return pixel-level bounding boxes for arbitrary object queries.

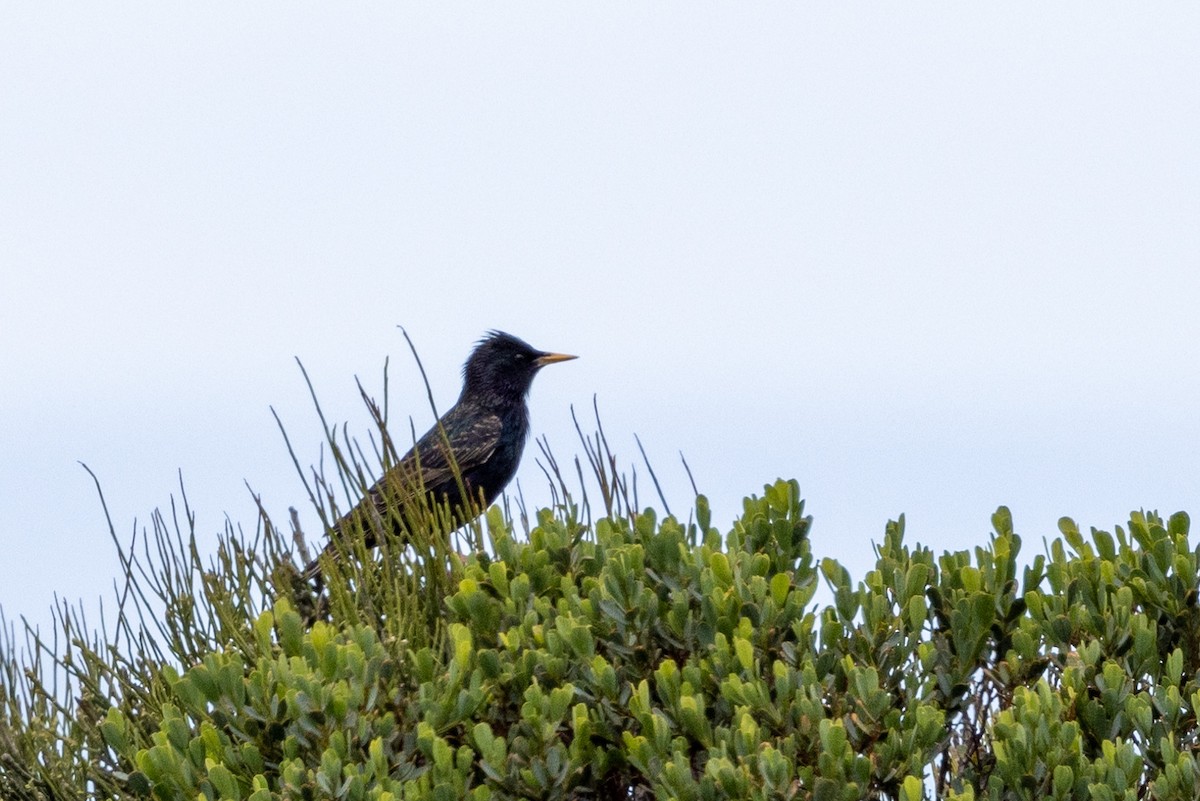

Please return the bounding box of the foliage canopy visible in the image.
[2,376,1199,800]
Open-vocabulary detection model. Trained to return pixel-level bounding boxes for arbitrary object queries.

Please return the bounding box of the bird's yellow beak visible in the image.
[535,352,578,367]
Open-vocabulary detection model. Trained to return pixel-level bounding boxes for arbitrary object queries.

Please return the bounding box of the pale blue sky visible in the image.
[2,5,1199,633]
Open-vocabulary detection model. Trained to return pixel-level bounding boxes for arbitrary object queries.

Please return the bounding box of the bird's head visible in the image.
[461,331,576,403]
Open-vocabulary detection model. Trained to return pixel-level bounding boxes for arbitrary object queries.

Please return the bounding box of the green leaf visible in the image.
[710,553,734,587]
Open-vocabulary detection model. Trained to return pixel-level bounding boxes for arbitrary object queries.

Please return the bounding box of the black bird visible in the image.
[303,331,576,580]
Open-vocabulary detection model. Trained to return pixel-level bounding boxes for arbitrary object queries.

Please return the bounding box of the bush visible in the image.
[3,380,1199,799]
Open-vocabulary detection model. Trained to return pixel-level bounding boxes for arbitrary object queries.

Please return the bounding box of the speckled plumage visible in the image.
[304,332,575,580]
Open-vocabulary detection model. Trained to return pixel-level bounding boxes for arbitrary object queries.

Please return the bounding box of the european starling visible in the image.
[303,331,575,580]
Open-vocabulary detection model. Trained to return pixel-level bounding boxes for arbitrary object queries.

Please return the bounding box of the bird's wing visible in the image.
[303,410,503,581]
[398,409,503,489]
[355,409,503,522]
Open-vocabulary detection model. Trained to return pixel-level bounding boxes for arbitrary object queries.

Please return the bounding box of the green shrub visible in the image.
[3,373,1199,799]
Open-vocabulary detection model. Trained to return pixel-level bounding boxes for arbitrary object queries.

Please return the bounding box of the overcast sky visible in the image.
[2,5,1198,636]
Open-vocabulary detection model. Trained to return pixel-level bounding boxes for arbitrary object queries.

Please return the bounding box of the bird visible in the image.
[302,331,576,581]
